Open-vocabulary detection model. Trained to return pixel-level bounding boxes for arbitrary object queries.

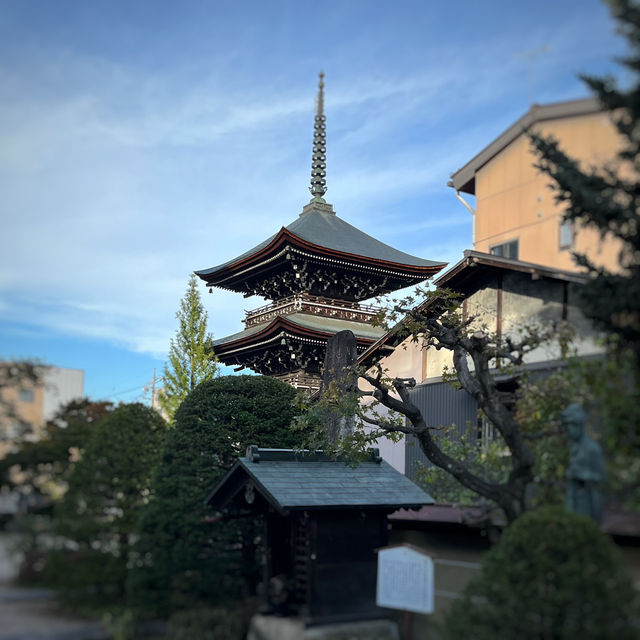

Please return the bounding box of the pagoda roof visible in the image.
[196,205,446,289]
[215,312,385,351]
[206,447,434,514]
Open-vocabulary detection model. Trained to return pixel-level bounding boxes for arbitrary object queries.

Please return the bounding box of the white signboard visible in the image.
[376,545,434,614]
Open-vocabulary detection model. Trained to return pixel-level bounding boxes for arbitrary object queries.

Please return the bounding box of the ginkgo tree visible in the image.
[159,274,218,421]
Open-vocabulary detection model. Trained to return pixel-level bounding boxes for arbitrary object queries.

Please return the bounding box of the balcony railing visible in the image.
[244,294,381,328]
[275,371,321,392]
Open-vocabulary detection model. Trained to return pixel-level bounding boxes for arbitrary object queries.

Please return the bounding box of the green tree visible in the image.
[530,0,640,509]
[517,352,640,509]
[298,288,563,523]
[128,375,300,618]
[530,0,640,357]
[159,274,218,421]
[0,398,113,501]
[49,403,167,606]
[443,506,638,640]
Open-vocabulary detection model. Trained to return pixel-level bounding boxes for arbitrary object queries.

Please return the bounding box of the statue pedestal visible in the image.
[247,614,399,640]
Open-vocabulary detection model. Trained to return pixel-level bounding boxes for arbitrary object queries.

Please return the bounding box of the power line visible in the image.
[109,384,148,398]
[107,374,166,400]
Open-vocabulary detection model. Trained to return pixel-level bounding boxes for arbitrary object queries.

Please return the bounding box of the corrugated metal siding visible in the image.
[404,381,478,481]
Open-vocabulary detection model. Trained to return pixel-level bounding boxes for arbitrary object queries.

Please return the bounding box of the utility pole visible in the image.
[514,44,551,106]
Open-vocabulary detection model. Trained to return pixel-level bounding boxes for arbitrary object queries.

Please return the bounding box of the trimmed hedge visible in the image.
[444,506,638,639]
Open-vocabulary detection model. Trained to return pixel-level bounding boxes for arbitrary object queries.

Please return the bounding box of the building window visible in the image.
[559,220,573,250]
[490,239,519,260]
[18,388,34,403]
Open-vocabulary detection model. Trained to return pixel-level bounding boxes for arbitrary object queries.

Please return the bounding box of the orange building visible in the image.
[449,97,622,272]
[0,364,84,459]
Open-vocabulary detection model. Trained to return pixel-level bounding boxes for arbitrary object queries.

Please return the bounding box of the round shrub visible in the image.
[444,506,638,640]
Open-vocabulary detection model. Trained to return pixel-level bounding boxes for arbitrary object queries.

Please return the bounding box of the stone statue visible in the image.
[562,403,606,523]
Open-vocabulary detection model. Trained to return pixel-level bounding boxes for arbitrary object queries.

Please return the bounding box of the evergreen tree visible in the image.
[530,0,640,508]
[530,0,640,357]
[128,376,300,618]
[49,403,167,606]
[159,274,218,421]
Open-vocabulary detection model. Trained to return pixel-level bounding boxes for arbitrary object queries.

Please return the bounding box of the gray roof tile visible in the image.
[228,452,433,510]
[197,208,445,277]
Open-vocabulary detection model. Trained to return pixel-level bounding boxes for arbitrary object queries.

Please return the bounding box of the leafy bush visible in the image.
[165,606,251,640]
[48,403,167,606]
[443,506,638,640]
[127,375,300,618]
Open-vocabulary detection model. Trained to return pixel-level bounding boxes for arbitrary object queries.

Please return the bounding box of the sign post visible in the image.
[376,544,434,639]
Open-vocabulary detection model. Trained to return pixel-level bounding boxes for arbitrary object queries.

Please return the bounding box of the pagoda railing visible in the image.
[275,371,322,392]
[244,294,381,328]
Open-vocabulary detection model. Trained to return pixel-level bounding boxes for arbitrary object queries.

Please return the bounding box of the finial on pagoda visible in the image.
[309,71,328,203]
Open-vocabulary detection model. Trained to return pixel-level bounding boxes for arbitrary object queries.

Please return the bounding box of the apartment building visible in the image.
[449,97,621,272]
[0,364,84,458]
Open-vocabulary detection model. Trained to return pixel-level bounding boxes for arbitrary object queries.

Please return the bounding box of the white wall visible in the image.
[42,367,84,422]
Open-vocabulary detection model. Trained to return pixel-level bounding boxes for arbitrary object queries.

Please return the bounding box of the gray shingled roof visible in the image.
[196,207,445,277]
[214,313,385,347]
[206,448,434,511]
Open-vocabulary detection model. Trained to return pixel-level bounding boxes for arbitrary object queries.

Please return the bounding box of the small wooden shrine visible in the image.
[196,74,445,391]
[205,446,434,626]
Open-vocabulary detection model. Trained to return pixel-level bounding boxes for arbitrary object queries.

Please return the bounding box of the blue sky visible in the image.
[0,0,626,404]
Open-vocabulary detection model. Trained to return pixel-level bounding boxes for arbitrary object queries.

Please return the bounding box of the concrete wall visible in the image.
[473,111,622,272]
[42,367,84,423]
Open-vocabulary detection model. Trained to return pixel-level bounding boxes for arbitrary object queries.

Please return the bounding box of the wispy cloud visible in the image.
[0,0,623,370]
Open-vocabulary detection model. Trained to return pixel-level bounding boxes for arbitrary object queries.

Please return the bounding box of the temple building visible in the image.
[196,74,445,390]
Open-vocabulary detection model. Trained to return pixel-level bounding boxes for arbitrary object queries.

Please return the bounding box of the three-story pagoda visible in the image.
[196,74,446,390]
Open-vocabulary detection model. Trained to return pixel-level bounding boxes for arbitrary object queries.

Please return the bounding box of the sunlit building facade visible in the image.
[449,97,622,272]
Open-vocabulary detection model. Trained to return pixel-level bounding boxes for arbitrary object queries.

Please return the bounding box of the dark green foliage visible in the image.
[529,0,640,510]
[520,352,640,509]
[0,398,113,499]
[49,403,167,605]
[444,506,638,640]
[127,375,299,618]
[165,606,253,640]
[531,0,640,358]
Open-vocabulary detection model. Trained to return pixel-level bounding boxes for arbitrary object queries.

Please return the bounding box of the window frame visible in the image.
[489,238,519,260]
[559,220,574,251]
[18,388,35,403]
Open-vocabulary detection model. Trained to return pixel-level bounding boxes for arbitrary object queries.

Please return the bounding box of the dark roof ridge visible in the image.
[357,250,589,369]
[449,96,604,195]
[434,249,590,288]
[196,207,446,282]
[243,445,382,464]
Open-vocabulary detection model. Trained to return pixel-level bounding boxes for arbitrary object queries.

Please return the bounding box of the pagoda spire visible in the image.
[309,71,328,203]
